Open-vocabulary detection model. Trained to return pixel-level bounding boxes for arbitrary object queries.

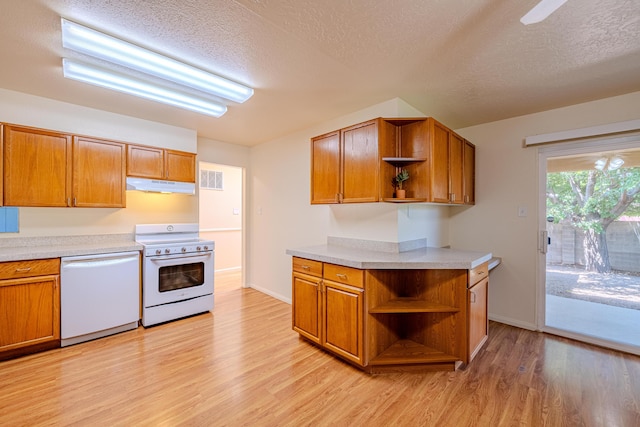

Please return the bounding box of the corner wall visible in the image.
[247,98,452,302]
[451,91,640,329]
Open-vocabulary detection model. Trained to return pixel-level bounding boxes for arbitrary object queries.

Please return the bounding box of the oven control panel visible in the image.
[143,242,214,257]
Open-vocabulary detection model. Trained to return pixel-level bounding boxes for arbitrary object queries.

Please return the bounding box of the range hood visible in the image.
[126,177,195,194]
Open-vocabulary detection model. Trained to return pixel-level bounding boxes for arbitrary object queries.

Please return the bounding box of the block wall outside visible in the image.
[547,221,640,273]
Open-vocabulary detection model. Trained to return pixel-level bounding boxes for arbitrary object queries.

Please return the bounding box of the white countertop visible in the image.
[0,234,142,262]
[286,243,492,270]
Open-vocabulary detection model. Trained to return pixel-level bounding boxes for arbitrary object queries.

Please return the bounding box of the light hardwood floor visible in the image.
[1,271,639,426]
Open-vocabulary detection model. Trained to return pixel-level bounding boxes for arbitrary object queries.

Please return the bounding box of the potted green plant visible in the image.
[392,169,409,199]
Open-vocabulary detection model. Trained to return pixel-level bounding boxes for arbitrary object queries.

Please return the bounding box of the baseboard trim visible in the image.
[247,283,291,305]
[488,314,537,331]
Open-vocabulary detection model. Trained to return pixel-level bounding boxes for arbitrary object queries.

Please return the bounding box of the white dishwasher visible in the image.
[61,251,140,347]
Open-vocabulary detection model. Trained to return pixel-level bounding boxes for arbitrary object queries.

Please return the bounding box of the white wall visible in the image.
[197,137,251,279]
[199,162,243,272]
[451,91,640,330]
[247,98,452,302]
[0,88,199,237]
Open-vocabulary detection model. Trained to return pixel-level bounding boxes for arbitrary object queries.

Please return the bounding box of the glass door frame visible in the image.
[537,133,640,355]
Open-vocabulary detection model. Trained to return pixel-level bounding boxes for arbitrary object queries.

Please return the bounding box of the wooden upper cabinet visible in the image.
[449,132,465,204]
[73,136,126,208]
[310,117,475,205]
[311,131,341,204]
[463,140,475,205]
[0,124,3,207]
[3,125,72,207]
[126,145,164,179]
[165,149,195,183]
[429,120,451,204]
[341,120,379,203]
[310,119,380,204]
[127,144,195,183]
[3,125,127,208]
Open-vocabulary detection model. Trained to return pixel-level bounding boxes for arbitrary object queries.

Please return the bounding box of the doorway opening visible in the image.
[538,141,640,355]
[198,161,244,293]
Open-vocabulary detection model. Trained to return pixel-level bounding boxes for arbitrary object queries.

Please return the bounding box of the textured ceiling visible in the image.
[0,0,638,146]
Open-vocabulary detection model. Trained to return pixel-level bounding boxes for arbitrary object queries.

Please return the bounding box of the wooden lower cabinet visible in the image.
[0,258,61,360]
[292,258,365,366]
[322,279,363,365]
[292,257,489,372]
[292,271,322,344]
[468,264,489,362]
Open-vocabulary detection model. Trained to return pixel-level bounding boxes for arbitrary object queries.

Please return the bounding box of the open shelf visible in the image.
[383,198,427,203]
[369,339,459,365]
[369,298,459,313]
[382,157,426,167]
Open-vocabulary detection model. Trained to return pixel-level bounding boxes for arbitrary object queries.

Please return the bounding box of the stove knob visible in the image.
[182,247,187,253]
[155,249,161,255]
[197,246,202,251]
[204,245,209,251]
[165,249,171,254]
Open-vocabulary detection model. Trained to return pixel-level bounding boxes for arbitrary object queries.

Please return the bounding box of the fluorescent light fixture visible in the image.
[61,18,253,103]
[63,59,227,117]
[520,0,569,25]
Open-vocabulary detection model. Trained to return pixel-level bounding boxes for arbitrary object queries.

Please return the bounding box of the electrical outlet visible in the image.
[518,206,527,217]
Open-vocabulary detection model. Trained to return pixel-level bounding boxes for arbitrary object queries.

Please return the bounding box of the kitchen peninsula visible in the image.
[287,238,496,373]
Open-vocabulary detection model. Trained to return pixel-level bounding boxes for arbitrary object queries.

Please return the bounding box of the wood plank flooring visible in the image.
[1,271,639,426]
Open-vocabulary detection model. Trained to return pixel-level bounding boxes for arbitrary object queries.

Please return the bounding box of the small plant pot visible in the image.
[395,189,406,199]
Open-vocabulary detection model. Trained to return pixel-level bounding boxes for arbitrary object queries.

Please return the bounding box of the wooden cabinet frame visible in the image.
[0,258,61,360]
[311,117,476,205]
[292,257,490,372]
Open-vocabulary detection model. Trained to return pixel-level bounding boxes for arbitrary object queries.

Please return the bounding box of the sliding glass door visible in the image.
[538,139,640,355]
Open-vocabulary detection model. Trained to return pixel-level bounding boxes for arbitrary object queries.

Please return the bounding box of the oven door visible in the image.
[143,252,214,307]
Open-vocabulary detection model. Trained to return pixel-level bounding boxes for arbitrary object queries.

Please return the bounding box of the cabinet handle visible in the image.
[15,267,32,273]
[336,273,347,280]
[73,197,77,206]
[470,291,476,303]
[67,198,71,207]
[301,265,310,270]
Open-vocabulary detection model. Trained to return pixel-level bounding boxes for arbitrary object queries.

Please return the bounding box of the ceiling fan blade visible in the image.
[520,0,569,25]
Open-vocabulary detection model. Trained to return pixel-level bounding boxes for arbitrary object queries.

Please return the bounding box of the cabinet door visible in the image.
[310,131,340,204]
[127,145,164,179]
[73,137,126,208]
[0,124,3,207]
[322,280,364,365]
[430,121,451,203]
[3,125,72,207]
[449,132,464,204]
[463,141,475,205]
[165,150,195,182]
[292,272,322,344]
[341,120,379,203]
[468,277,488,362]
[0,275,60,353]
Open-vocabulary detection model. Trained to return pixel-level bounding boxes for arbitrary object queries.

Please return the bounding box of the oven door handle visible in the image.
[149,253,212,266]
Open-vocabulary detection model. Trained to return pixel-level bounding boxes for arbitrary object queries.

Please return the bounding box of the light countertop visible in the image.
[287,241,492,270]
[0,234,142,262]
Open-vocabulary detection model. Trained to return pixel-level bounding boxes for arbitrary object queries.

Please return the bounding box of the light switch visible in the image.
[233,208,240,215]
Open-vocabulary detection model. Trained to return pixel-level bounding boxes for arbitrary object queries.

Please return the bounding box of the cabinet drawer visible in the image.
[323,263,363,288]
[292,257,323,277]
[0,258,60,280]
[469,262,488,287]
